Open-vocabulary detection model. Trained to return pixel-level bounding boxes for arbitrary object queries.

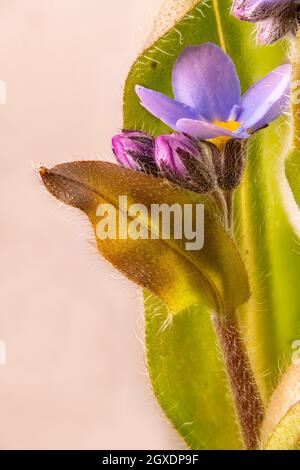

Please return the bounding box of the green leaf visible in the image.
[261,363,300,449]
[264,402,300,450]
[261,364,300,447]
[145,292,243,450]
[124,0,300,422]
[286,149,300,208]
[39,162,249,315]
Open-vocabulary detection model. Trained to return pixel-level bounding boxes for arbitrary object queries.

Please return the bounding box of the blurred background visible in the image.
[0,0,182,450]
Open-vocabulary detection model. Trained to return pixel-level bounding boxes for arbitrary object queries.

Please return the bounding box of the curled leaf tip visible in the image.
[39,166,49,178]
[39,162,96,211]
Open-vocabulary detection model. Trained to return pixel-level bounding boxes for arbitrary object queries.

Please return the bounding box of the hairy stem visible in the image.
[285,27,300,207]
[216,189,264,449]
[213,315,264,450]
[224,191,233,235]
[211,189,228,227]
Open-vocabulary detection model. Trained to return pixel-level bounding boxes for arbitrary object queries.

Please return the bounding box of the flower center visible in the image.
[209,120,241,149]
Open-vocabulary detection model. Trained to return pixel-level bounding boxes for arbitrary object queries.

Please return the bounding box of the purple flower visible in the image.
[112,131,156,174]
[154,133,217,192]
[135,43,291,147]
[231,0,299,44]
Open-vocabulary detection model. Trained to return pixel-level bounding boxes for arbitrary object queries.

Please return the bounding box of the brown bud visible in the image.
[176,144,217,194]
[217,139,248,191]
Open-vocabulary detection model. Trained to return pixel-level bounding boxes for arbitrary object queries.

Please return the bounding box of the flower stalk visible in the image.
[224,191,234,234]
[213,168,264,449]
[213,314,264,450]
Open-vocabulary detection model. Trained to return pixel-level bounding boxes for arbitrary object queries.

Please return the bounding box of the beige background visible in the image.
[0,0,182,450]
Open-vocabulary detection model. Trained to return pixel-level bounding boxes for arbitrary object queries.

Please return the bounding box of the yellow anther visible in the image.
[209,120,241,149]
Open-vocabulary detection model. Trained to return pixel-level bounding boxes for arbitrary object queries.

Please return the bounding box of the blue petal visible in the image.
[135,85,198,130]
[238,64,291,131]
[172,43,241,121]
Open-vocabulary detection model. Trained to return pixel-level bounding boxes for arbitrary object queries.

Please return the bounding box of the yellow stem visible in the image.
[212,0,226,52]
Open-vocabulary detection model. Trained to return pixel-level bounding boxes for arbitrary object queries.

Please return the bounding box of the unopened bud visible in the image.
[216,138,248,191]
[232,0,292,22]
[154,134,217,193]
[231,0,299,45]
[112,131,157,175]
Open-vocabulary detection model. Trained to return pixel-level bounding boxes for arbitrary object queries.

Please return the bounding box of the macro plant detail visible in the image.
[135,43,290,140]
[40,0,300,450]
